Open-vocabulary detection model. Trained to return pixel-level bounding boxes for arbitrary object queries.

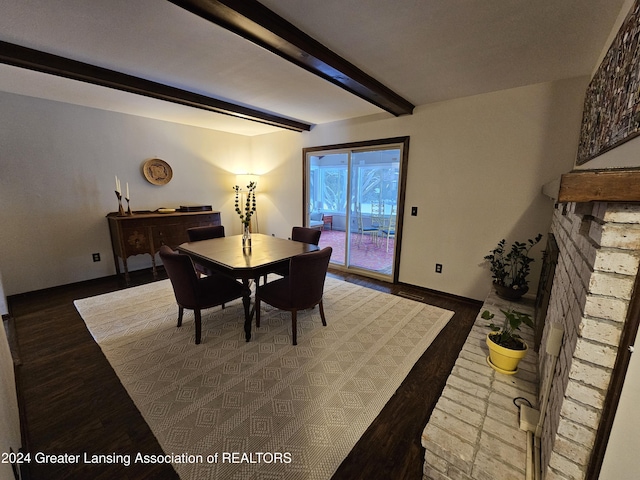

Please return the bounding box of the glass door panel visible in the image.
[305,140,406,282]
[347,149,400,276]
[308,152,349,266]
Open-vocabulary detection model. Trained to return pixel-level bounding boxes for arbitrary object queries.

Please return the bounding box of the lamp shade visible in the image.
[235,174,259,190]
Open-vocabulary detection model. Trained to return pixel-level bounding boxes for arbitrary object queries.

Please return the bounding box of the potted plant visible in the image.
[484,234,542,300]
[482,309,534,374]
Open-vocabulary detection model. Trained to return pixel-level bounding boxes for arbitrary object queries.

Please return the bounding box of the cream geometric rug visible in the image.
[74,277,453,479]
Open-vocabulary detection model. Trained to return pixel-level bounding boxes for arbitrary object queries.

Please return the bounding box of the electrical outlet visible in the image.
[435,263,442,273]
[92,253,101,262]
[411,206,418,216]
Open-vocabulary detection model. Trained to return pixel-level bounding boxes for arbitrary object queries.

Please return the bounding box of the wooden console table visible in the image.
[107,210,221,283]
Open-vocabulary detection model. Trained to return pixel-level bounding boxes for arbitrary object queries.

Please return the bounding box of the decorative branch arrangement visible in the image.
[233,181,257,228]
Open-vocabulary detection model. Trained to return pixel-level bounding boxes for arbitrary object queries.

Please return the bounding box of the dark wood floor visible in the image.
[8,268,481,480]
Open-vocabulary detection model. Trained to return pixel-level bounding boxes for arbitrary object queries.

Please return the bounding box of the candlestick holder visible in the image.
[115,191,125,216]
[125,197,132,215]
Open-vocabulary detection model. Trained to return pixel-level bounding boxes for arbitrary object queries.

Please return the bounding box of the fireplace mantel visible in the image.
[558,169,640,203]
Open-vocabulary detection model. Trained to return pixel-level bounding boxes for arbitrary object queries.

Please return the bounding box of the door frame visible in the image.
[302,136,410,283]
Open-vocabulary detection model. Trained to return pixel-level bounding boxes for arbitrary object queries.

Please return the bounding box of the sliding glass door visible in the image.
[304,138,409,282]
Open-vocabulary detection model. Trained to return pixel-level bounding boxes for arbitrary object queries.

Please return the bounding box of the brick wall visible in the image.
[541,202,640,479]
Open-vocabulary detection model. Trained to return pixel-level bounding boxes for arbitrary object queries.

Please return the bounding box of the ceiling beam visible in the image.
[168,0,415,117]
[0,40,312,132]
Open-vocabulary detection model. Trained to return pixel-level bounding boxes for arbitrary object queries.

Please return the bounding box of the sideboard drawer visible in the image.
[153,223,186,248]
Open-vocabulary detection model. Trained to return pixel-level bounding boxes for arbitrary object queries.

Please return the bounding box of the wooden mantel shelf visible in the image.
[558,169,640,203]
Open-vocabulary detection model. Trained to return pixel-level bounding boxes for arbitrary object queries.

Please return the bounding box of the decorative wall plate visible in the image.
[142,158,172,185]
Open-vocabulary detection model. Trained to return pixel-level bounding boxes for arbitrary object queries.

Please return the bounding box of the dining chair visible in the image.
[292,226,322,245]
[256,247,332,345]
[187,225,225,242]
[265,226,322,283]
[186,225,225,276]
[159,245,244,344]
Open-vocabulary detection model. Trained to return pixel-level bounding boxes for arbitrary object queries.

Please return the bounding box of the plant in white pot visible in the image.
[484,234,542,300]
[482,309,534,374]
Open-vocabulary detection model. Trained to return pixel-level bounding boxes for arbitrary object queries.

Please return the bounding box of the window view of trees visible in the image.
[321,168,348,212]
[310,151,399,216]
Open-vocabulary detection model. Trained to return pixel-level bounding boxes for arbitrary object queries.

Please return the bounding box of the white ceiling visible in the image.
[0,0,626,136]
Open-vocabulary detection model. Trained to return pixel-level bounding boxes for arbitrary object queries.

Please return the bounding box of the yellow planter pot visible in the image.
[486,334,528,374]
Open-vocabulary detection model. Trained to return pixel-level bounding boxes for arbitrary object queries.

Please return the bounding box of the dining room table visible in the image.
[177,233,320,341]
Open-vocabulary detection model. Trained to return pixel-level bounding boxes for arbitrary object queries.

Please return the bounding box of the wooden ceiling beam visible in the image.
[558,169,640,203]
[168,0,415,117]
[0,40,312,132]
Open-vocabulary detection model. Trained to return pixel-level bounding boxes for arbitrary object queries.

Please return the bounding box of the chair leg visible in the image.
[255,298,261,327]
[195,309,202,345]
[177,306,184,327]
[318,300,327,326]
[291,310,297,345]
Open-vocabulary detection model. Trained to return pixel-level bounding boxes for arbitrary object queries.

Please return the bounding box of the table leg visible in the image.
[242,279,252,341]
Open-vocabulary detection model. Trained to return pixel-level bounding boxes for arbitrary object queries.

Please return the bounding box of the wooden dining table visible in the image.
[177,233,319,341]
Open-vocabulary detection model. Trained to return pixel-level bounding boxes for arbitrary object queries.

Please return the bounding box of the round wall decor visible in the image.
[142,158,173,185]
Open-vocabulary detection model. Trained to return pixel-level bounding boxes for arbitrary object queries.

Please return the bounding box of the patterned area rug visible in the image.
[74,277,453,479]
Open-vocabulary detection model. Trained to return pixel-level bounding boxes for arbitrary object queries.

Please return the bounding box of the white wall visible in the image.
[0,91,252,296]
[254,77,587,300]
[600,326,640,480]
[0,76,588,300]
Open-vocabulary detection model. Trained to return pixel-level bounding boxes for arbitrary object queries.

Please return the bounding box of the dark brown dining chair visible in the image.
[187,225,225,242]
[186,225,225,276]
[265,226,323,283]
[256,246,332,345]
[292,226,322,245]
[159,245,244,344]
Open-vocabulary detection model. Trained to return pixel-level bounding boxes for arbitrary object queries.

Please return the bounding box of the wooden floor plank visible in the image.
[10,268,480,480]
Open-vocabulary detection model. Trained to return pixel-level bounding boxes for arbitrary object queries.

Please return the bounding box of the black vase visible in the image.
[493,283,528,300]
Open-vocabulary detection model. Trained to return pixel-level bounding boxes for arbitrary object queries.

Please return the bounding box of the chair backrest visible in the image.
[159,245,199,307]
[287,247,332,308]
[291,226,321,245]
[371,201,384,227]
[187,225,225,242]
[383,205,397,231]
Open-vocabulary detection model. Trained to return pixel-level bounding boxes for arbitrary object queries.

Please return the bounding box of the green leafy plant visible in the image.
[484,234,542,290]
[233,181,257,228]
[481,309,534,350]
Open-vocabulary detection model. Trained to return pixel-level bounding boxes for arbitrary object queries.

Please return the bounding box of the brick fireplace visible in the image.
[422,170,640,480]
[538,171,640,479]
